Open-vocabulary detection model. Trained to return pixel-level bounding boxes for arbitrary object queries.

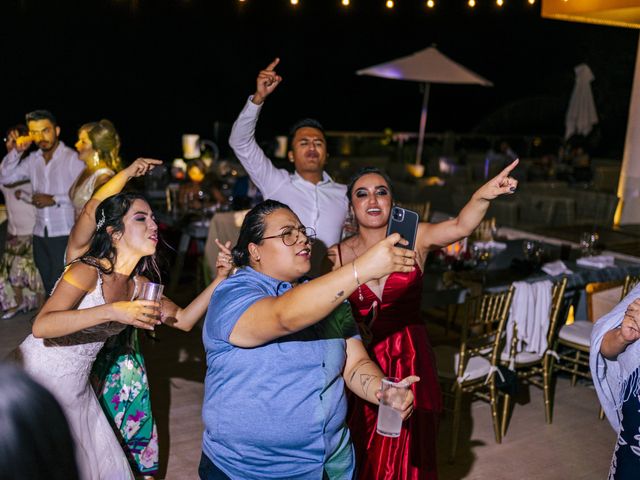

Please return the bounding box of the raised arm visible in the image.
[66,158,162,262]
[229,234,415,348]
[228,58,287,196]
[0,131,31,185]
[32,262,159,339]
[161,240,234,332]
[417,159,519,253]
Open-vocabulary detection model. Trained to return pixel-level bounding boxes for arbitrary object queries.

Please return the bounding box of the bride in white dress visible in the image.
[13,192,234,479]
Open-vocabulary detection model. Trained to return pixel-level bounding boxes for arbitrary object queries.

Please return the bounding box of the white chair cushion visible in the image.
[500,350,544,364]
[434,345,492,382]
[558,321,593,347]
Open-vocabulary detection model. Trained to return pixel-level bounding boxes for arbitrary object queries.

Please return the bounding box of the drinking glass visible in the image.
[579,232,599,257]
[376,377,410,438]
[137,282,164,332]
[138,282,164,302]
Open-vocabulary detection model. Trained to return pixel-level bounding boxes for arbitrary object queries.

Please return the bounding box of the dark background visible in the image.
[2,0,638,160]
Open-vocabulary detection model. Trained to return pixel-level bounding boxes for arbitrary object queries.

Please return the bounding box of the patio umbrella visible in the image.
[357,46,493,166]
[564,63,599,140]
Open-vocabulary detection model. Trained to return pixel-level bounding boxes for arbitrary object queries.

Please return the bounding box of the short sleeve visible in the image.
[339,303,361,340]
[204,275,269,343]
[320,302,361,341]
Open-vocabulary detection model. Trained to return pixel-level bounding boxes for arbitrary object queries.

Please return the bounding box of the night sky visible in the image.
[2,0,638,160]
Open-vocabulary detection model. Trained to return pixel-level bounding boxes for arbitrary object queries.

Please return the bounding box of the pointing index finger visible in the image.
[498,158,519,177]
[265,57,280,71]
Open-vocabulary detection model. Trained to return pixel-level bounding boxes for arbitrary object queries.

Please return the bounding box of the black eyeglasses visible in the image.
[262,226,316,246]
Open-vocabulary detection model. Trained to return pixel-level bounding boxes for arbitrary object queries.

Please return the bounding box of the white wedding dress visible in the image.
[13,270,135,480]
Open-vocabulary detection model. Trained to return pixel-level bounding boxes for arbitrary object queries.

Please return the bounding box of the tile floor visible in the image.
[1,312,616,480]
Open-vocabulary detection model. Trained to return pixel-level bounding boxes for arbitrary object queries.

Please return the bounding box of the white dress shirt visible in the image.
[0,142,85,237]
[229,98,348,249]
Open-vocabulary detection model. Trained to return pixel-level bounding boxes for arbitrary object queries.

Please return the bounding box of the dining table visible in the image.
[422,235,640,323]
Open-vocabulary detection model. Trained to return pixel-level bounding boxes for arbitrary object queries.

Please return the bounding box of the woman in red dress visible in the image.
[328,161,518,479]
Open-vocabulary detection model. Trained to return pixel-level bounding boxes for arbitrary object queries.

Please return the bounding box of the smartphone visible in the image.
[386,206,419,250]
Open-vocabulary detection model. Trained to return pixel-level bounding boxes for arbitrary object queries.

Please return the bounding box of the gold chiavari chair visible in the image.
[500,278,568,437]
[554,280,623,386]
[553,280,625,420]
[433,286,515,462]
[621,274,640,300]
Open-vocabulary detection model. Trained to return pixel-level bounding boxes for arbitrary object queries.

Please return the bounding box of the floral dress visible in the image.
[0,235,44,310]
[0,182,43,311]
[91,325,159,476]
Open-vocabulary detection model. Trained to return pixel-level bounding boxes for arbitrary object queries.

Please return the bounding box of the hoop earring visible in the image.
[93,151,100,167]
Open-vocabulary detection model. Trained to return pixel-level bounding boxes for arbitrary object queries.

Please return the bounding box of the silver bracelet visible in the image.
[352,260,364,302]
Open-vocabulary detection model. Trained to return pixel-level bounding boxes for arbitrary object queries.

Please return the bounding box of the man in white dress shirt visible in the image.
[229,58,348,275]
[1,110,85,295]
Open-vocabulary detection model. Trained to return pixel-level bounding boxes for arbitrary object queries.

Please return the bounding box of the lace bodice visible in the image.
[44,272,136,350]
[15,272,138,379]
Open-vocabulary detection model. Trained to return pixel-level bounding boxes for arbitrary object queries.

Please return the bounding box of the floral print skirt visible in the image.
[0,235,44,311]
[609,368,640,479]
[91,326,159,476]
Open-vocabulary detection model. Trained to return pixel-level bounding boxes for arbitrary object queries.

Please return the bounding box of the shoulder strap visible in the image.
[131,276,139,301]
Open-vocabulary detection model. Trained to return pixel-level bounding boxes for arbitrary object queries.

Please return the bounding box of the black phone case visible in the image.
[386,206,419,250]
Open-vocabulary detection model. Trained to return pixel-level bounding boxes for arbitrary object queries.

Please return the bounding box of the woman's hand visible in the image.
[356,233,416,282]
[622,299,640,344]
[109,300,161,330]
[475,159,519,201]
[124,158,163,179]
[376,375,420,420]
[214,238,234,279]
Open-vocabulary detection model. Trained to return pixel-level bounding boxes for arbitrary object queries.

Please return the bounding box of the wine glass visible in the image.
[522,240,537,261]
[579,232,599,257]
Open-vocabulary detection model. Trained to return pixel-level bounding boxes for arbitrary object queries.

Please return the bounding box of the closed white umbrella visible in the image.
[357,46,493,165]
[565,63,599,140]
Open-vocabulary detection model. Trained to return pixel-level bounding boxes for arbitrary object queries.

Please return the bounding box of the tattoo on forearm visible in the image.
[360,374,377,397]
[331,290,345,303]
[349,360,371,384]
[348,360,380,398]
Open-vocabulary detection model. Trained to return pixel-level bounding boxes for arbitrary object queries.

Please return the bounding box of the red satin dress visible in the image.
[345,252,441,480]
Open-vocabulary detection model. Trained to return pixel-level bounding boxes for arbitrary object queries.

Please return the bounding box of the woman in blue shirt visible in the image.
[202,200,419,479]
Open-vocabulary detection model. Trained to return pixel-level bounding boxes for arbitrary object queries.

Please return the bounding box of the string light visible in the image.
[528,0,535,3]
[468,0,475,6]
[385,0,394,8]
[496,0,503,6]
[426,0,435,8]
[290,0,299,5]
[342,0,350,5]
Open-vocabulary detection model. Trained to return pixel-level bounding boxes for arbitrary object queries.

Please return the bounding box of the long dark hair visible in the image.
[0,364,79,480]
[346,166,395,203]
[78,192,161,281]
[232,199,293,267]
